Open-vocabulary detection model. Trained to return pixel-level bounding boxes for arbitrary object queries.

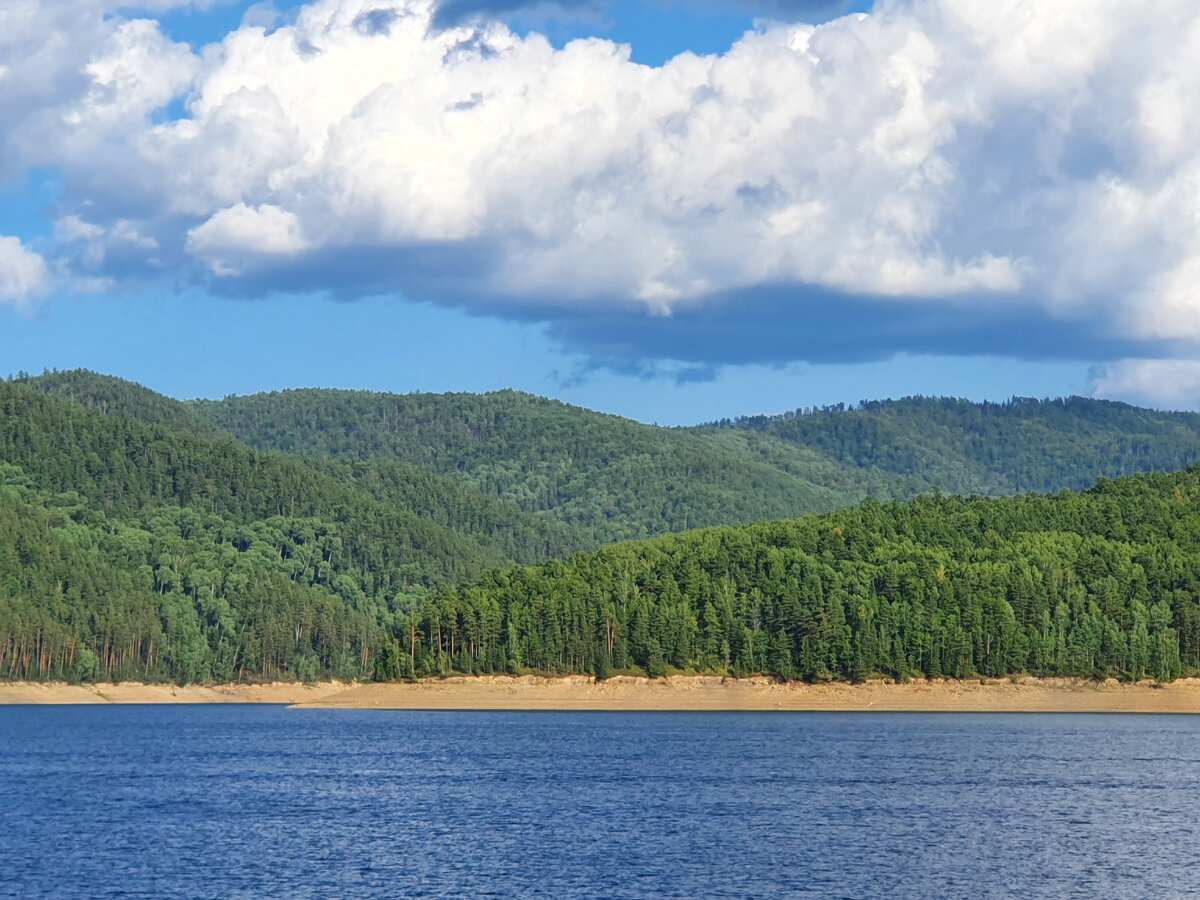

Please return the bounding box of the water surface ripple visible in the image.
[2,708,1198,898]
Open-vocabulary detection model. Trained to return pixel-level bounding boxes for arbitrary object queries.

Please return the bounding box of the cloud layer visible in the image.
[0,237,49,308]
[6,0,1200,382]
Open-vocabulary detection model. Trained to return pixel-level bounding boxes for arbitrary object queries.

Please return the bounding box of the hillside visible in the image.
[184,387,917,541]
[0,380,589,683]
[410,468,1200,683]
[188,385,1200,535]
[11,369,1200,687]
[29,372,1200,545]
[713,395,1200,495]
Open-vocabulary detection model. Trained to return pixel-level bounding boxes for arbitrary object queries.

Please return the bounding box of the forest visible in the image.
[713,394,1200,495]
[6,369,1200,685]
[390,469,1200,684]
[27,369,1200,540]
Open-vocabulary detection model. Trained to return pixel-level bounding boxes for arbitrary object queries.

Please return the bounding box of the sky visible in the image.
[1,0,1198,425]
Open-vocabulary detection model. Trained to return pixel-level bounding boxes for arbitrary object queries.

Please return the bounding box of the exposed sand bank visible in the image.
[5,675,1200,711]
[0,680,349,705]
[293,674,1200,713]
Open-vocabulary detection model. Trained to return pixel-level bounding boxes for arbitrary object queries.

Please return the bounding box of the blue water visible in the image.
[2,709,1199,898]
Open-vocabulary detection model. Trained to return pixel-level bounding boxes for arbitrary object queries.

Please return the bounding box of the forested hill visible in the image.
[112,379,921,540]
[25,372,1200,544]
[0,379,594,683]
[20,368,221,436]
[710,395,1200,496]
[409,468,1200,684]
[173,385,1200,534]
[9,369,1200,686]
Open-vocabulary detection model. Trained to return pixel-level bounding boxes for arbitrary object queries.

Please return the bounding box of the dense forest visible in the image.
[412,470,1200,684]
[713,395,1200,495]
[0,379,587,683]
[7,369,1200,686]
[25,370,1200,541]
[183,386,916,540]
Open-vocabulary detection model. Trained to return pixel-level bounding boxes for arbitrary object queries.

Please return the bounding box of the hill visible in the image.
[0,380,589,683]
[29,371,1200,544]
[184,386,917,541]
[186,385,1200,536]
[11,369,1200,687]
[712,395,1200,495]
[410,468,1200,683]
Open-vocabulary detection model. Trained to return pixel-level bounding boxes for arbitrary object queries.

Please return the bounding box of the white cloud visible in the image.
[5,0,1200,365]
[0,236,50,308]
[1089,359,1200,410]
[186,203,310,274]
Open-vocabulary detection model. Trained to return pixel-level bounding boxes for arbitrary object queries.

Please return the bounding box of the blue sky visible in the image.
[1,0,1195,423]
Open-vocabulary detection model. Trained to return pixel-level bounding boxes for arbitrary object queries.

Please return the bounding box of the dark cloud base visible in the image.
[196,245,1170,375]
[537,284,1178,371]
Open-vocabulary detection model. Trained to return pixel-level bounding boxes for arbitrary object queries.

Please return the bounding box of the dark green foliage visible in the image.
[0,379,590,683]
[715,395,1200,496]
[0,470,384,683]
[29,370,1200,543]
[185,385,917,540]
[11,369,1200,686]
[19,368,222,436]
[428,470,1200,683]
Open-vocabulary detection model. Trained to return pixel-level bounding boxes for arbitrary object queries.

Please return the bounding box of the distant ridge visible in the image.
[22,370,1200,539]
[706,393,1200,495]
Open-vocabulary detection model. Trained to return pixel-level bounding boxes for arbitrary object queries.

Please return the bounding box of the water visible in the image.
[2,709,1198,899]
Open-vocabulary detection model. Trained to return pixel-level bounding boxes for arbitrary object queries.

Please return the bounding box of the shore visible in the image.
[6,675,1200,712]
[293,674,1200,712]
[0,680,349,705]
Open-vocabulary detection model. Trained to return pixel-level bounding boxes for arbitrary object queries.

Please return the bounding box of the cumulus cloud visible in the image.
[0,237,50,308]
[187,203,310,274]
[1088,360,1200,411]
[6,0,1200,374]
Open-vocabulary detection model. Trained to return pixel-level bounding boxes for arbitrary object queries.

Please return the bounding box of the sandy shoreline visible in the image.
[0,680,350,705]
[293,674,1200,712]
[6,675,1200,712]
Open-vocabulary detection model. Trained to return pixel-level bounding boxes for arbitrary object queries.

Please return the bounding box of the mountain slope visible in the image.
[415,466,1200,682]
[0,378,612,684]
[185,386,919,540]
[713,395,1200,495]
[11,370,1200,686]
[28,370,1200,544]
[21,368,221,436]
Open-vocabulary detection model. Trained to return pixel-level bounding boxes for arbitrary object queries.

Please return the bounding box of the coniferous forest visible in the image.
[5,369,1200,685]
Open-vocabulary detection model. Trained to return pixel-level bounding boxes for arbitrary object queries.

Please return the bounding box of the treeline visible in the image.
[28,370,914,542]
[0,380,589,683]
[713,395,1200,495]
[0,470,384,683]
[185,385,914,541]
[11,370,1200,687]
[27,370,1200,542]
[405,470,1200,683]
[1,379,587,578]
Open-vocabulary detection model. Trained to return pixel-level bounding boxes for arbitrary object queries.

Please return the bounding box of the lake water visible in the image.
[2,708,1198,898]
